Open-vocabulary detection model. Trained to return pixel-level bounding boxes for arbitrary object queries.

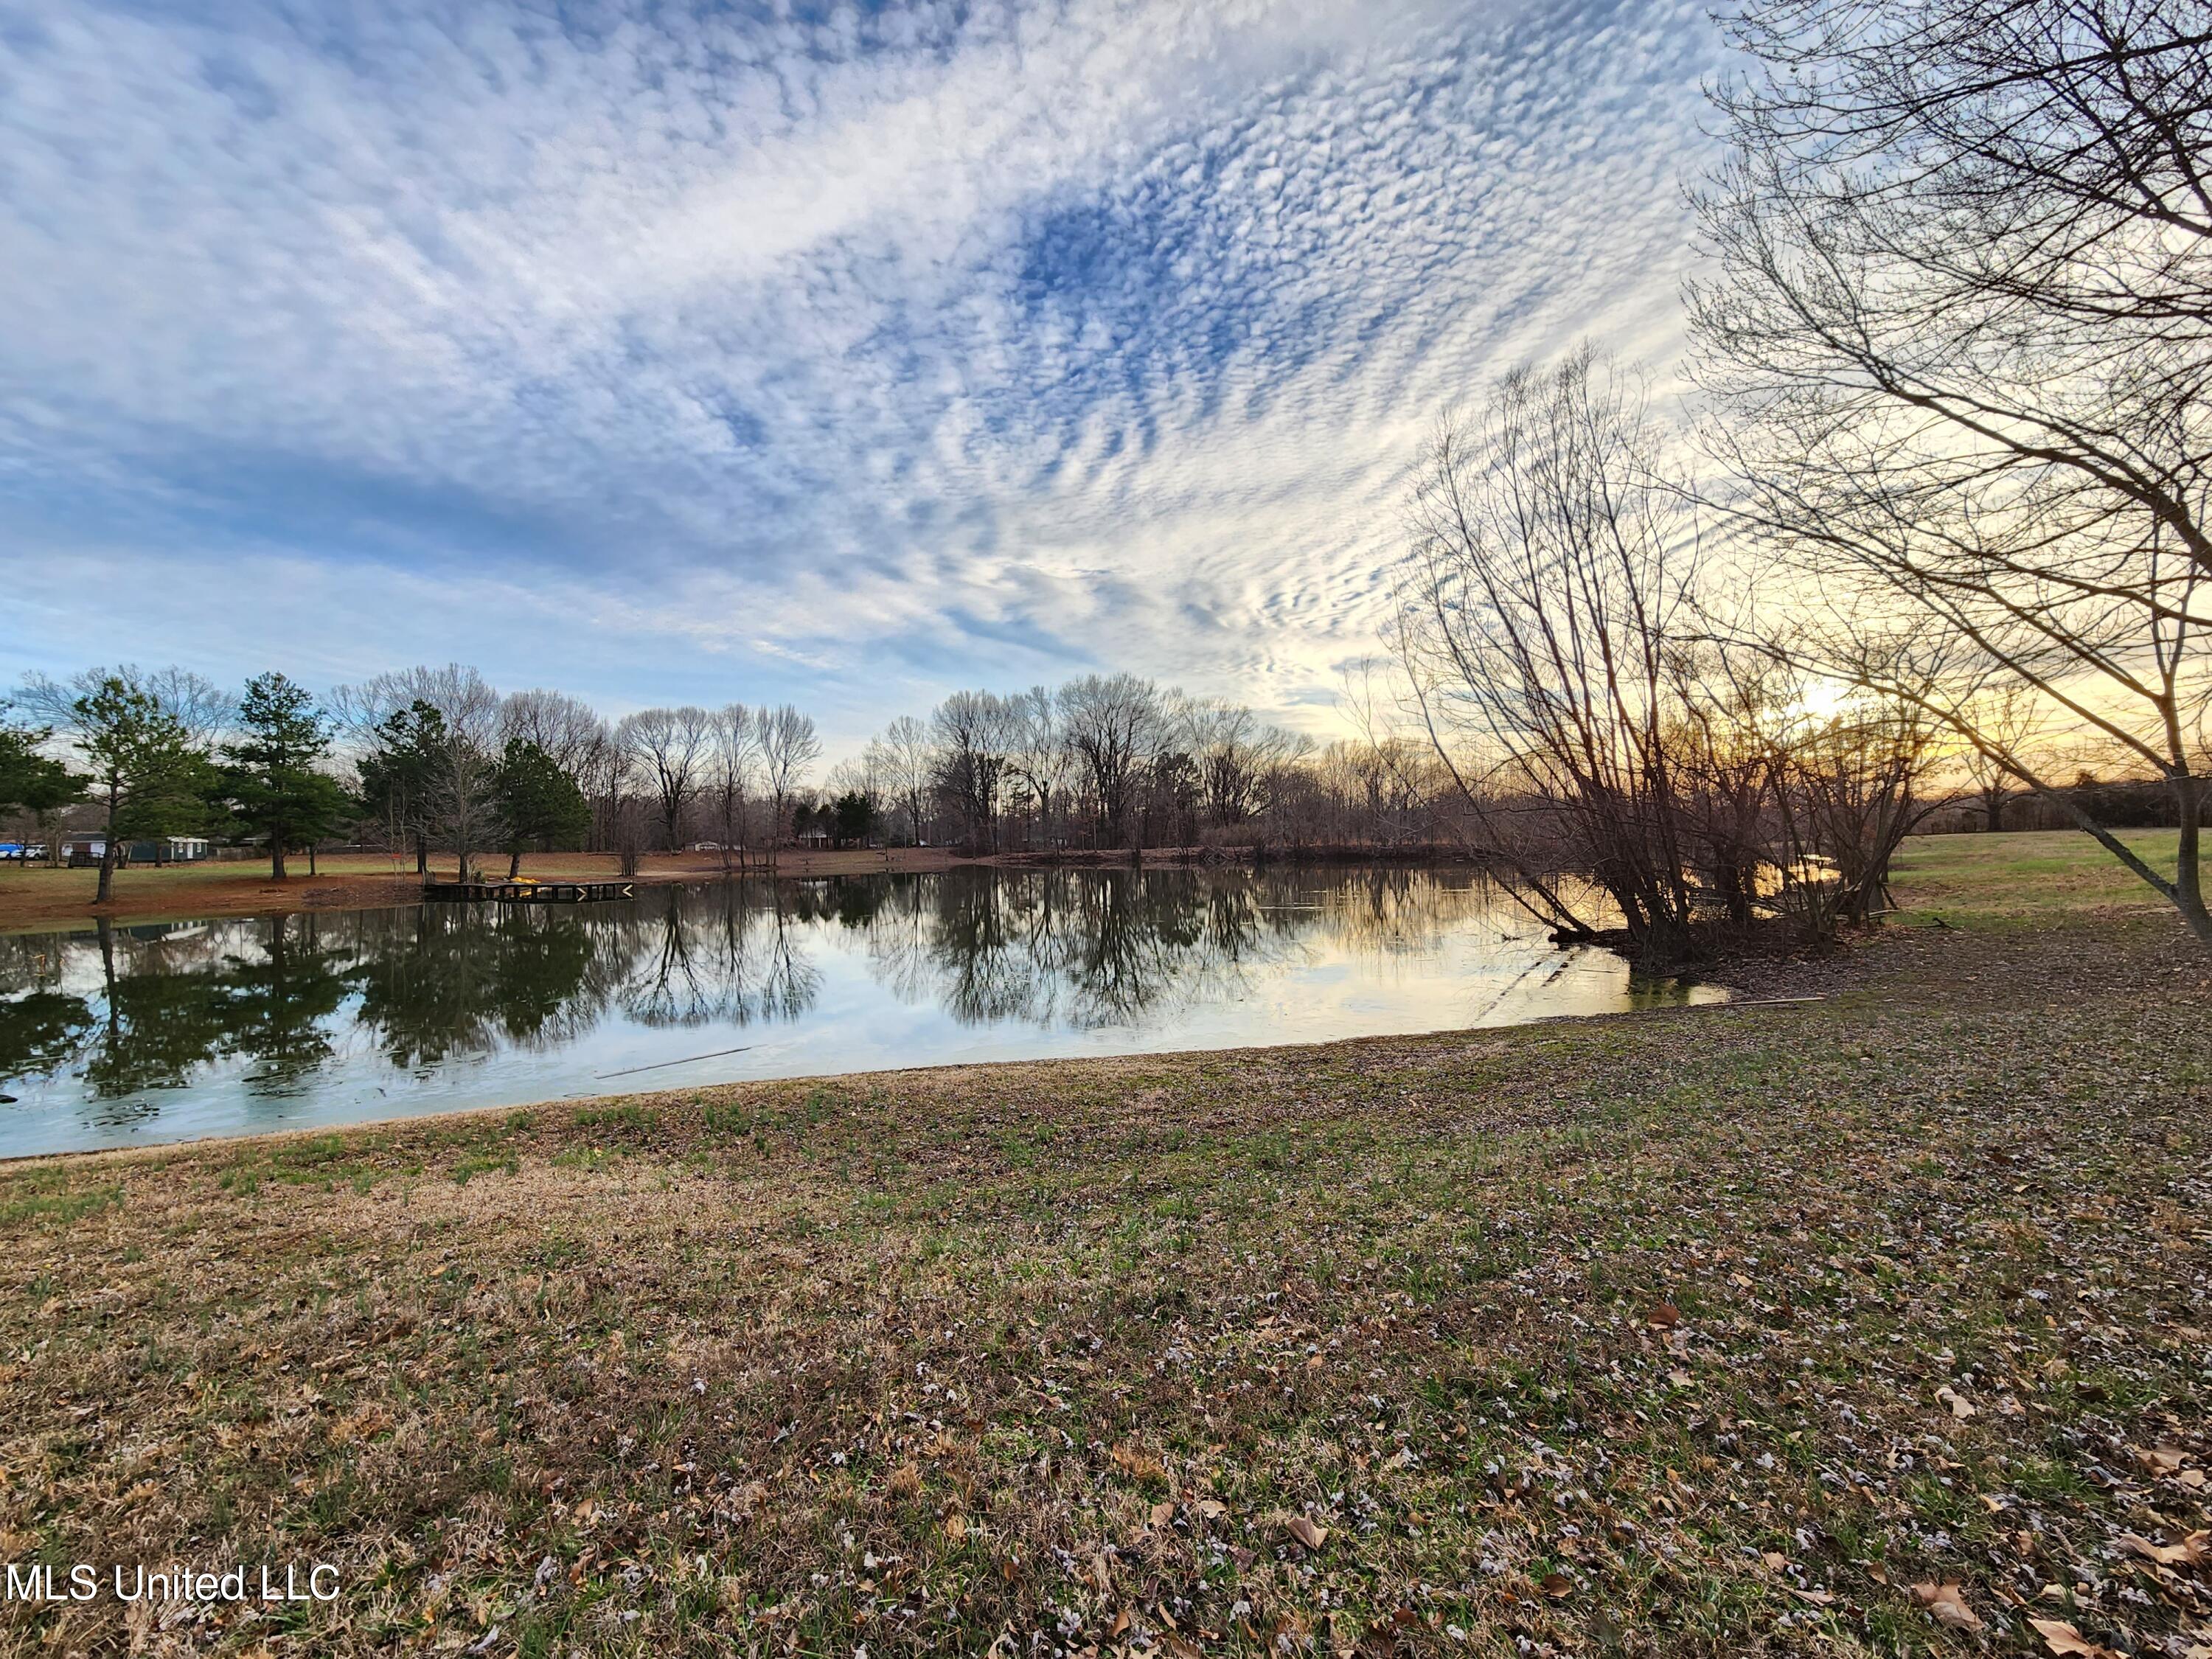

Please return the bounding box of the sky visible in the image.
[0,0,1729,754]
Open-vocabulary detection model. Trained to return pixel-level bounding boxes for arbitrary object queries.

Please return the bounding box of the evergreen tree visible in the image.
[358,701,446,877]
[0,711,86,838]
[218,673,354,879]
[492,738,591,878]
[72,675,212,904]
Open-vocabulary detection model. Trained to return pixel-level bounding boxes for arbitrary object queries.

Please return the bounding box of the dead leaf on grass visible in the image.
[1110,1441,1166,1481]
[1934,1385,1977,1420]
[2029,1618,2120,1658]
[1286,1516,1328,1549]
[1910,1582,1983,1631]
[1645,1302,1680,1329]
[2118,1530,2208,1568]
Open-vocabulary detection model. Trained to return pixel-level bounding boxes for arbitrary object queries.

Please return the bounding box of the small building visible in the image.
[128,837,211,864]
[60,835,211,866]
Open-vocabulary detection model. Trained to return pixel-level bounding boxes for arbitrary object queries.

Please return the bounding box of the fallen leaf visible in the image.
[942,1514,967,1542]
[1110,1441,1166,1482]
[886,1461,922,1500]
[2029,1618,2118,1658]
[1286,1516,1328,1549]
[1787,1587,1836,1607]
[1934,1385,1977,1420]
[1645,1303,1680,1329]
[1910,1582,1983,1632]
[1539,1571,1572,1599]
[2118,1531,2208,1568]
[1150,1500,1175,1528]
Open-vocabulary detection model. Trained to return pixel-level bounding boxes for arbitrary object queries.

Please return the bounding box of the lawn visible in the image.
[0,835,2205,1657]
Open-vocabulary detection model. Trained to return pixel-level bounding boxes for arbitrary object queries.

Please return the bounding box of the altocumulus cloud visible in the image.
[0,0,1725,745]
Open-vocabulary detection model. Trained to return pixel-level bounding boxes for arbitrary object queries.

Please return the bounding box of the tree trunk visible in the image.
[95,782,119,903]
[308,843,318,876]
[2174,776,2212,948]
[508,846,523,880]
[1982,785,2003,832]
[414,834,429,877]
[271,838,288,880]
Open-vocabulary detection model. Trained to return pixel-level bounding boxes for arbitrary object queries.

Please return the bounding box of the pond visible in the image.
[0,866,1725,1158]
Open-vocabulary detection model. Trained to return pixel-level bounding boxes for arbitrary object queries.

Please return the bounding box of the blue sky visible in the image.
[0,0,1725,753]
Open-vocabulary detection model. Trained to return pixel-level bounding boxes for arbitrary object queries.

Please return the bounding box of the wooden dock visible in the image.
[421,879,636,905]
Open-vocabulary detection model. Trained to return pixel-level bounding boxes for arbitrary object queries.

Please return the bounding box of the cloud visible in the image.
[0,0,1726,749]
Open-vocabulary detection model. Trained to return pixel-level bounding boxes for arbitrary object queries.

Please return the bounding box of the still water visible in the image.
[0,866,1724,1159]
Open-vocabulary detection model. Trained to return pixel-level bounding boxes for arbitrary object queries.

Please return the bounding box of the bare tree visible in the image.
[1057,674,1164,850]
[1173,694,1312,830]
[755,704,821,864]
[616,706,714,852]
[1690,0,2212,942]
[501,689,611,779]
[1392,349,1712,961]
[706,704,759,873]
[869,715,936,846]
[931,690,1018,851]
[1955,681,2048,833]
[1004,687,1070,849]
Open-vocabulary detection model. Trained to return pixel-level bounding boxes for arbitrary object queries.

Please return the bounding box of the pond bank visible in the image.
[2,836,2205,1655]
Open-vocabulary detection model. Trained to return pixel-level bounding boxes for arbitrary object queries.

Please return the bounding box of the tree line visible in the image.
[0,658,1478,903]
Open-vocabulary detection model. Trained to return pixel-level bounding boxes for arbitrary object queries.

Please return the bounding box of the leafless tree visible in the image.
[755,704,821,864]
[1689,0,2212,943]
[616,706,714,852]
[706,704,759,872]
[17,664,230,751]
[1173,694,1313,829]
[1004,687,1070,849]
[1955,681,2049,832]
[866,715,936,846]
[931,690,1018,851]
[1057,674,1164,850]
[1393,349,1714,960]
[501,689,610,778]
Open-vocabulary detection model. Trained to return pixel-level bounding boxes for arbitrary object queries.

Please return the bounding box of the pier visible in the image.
[420,879,636,904]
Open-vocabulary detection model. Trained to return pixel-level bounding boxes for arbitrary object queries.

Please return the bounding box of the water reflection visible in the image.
[0,867,1721,1156]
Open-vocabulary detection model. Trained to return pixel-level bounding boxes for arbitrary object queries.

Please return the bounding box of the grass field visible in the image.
[0,832,2205,1657]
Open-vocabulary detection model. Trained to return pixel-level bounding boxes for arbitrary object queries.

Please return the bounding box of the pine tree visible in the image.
[219,673,354,880]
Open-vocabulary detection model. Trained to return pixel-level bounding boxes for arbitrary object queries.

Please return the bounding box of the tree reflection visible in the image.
[351,905,618,1066]
[0,866,1513,1126]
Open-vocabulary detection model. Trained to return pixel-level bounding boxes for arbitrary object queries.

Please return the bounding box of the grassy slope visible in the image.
[0,834,2205,1658]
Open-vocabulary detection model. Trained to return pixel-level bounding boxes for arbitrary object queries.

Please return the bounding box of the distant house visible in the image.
[60,835,210,866]
[794,825,832,849]
[131,837,211,864]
